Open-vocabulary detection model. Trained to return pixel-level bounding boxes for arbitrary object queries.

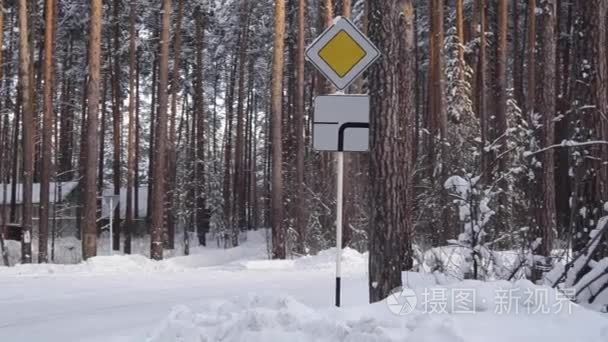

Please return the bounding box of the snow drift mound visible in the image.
[145,294,464,342]
[146,281,608,342]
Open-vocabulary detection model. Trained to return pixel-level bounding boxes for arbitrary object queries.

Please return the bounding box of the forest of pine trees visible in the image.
[0,0,606,305]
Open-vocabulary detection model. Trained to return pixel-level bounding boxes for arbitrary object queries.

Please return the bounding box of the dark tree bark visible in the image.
[147,52,158,221]
[223,54,238,238]
[294,0,306,254]
[18,0,34,263]
[39,0,55,263]
[0,0,8,267]
[59,38,74,182]
[82,0,102,260]
[234,0,251,245]
[151,0,172,261]
[367,0,412,303]
[526,0,536,118]
[193,7,209,247]
[125,0,137,254]
[537,0,557,263]
[271,0,286,259]
[166,0,184,250]
[111,0,122,251]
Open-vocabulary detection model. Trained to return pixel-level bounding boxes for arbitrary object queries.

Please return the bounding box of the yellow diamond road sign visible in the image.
[306,16,380,90]
[319,30,366,78]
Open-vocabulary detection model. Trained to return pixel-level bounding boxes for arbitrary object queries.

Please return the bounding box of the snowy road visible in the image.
[0,267,365,341]
[0,234,606,342]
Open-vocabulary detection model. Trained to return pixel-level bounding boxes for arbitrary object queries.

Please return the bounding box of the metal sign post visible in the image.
[335,150,344,307]
[109,196,113,256]
[306,16,380,307]
[102,195,120,255]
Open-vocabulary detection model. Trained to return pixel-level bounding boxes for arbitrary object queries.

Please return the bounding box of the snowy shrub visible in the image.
[546,217,608,313]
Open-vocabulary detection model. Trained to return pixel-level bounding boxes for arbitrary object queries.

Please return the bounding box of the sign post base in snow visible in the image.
[306,16,380,307]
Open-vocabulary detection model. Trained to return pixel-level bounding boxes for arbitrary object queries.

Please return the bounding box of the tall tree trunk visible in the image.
[166,0,184,250]
[147,53,158,221]
[368,0,411,303]
[134,57,140,220]
[0,0,9,267]
[111,0,122,251]
[271,0,286,259]
[18,0,34,263]
[98,52,108,195]
[400,0,416,271]
[125,0,137,254]
[428,0,448,244]
[456,0,465,75]
[39,0,55,263]
[535,0,557,278]
[82,0,102,260]
[294,0,306,254]
[493,0,509,231]
[151,0,172,261]
[10,90,21,223]
[194,7,208,247]
[59,38,74,181]
[591,0,607,207]
[526,0,536,118]
[513,0,524,108]
[223,54,238,238]
[478,0,489,180]
[234,0,251,245]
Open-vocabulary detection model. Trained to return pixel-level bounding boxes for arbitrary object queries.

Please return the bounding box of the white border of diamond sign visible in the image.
[305,16,380,90]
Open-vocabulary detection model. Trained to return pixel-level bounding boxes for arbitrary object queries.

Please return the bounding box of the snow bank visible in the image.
[147,294,420,342]
[147,281,608,342]
[0,230,269,275]
[238,247,367,275]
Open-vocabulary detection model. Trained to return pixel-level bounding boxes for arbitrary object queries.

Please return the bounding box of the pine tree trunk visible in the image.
[478,0,489,180]
[10,90,20,224]
[591,0,607,206]
[531,0,557,279]
[223,54,238,239]
[194,7,208,247]
[82,0,102,260]
[111,0,121,251]
[98,56,108,195]
[125,0,137,254]
[493,0,509,231]
[271,0,286,259]
[234,0,251,245]
[0,0,8,267]
[134,57,140,220]
[166,0,184,251]
[151,0,172,261]
[513,0,524,108]
[147,53,158,221]
[294,0,306,254]
[39,0,55,263]
[18,0,34,263]
[456,0,465,74]
[368,0,410,303]
[400,0,416,271]
[526,0,536,118]
[59,38,73,182]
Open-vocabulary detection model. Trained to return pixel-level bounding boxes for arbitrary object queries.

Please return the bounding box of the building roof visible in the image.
[0,182,79,205]
[100,187,149,219]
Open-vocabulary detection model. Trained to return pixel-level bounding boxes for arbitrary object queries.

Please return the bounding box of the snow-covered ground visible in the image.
[0,231,606,342]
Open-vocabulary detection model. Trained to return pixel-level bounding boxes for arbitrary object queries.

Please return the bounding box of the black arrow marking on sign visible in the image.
[338,122,369,152]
